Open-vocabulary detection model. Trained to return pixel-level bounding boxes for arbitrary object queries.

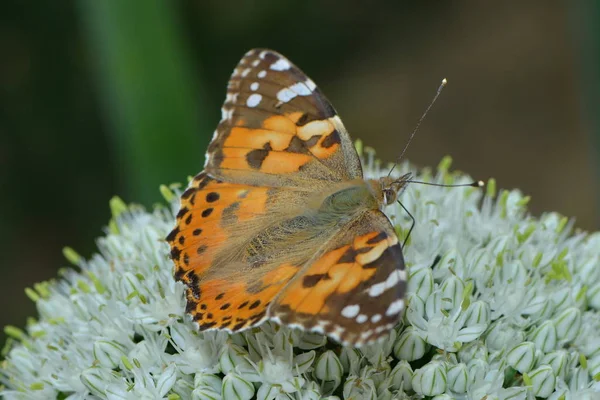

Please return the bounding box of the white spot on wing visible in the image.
[306,79,317,91]
[250,82,259,91]
[241,68,251,77]
[270,58,291,71]
[367,269,406,297]
[277,87,297,103]
[360,330,373,339]
[356,314,368,324]
[246,93,262,108]
[290,81,312,96]
[341,304,360,318]
[385,299,405,317]
[221,107,233,121]
[252,59,260,67]
[371,314,382,323]
[258,70,267,78]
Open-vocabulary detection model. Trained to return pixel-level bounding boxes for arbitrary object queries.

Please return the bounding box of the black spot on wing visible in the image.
[366,231,388,245]
[302,273,330,288]
[321,130,341,148]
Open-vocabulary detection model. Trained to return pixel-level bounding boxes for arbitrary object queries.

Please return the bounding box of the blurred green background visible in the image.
[1,0,599,342]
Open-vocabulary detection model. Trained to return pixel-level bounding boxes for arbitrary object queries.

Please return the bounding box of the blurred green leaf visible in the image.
[78,0,208,203]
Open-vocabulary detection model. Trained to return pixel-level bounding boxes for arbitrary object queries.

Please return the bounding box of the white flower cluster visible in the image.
[1,146,599,400]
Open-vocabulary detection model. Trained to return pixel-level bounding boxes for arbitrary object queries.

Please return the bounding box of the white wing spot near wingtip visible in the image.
[250,82,259,91]
[246,93,262,108]
[371,314,382,323]
[290,82,312,96]
[225,92,238,104]
[341,304,360,318]
[220,108,233,121]
[306,79,317,91]
[385,299,405,317]
[367,269,406,297]
[356,314,368,324]
[277,87,297,103]
[270,58,291,71]
[251,59,260,67]
[241,68,251,77]
[258,70,267,78]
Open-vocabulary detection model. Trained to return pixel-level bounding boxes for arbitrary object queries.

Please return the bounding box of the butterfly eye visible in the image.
[383,189,396,205]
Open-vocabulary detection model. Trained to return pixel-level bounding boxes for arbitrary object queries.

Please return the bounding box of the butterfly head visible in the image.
[378,173,412,206]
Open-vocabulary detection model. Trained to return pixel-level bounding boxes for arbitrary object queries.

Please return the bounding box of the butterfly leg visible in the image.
[397,200,415,249]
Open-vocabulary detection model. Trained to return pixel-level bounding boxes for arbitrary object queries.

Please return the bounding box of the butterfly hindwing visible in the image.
[270,210,406,346]
[205,49,362,186]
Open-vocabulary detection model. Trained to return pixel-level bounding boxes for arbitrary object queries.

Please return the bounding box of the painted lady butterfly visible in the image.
[167,49,411,346]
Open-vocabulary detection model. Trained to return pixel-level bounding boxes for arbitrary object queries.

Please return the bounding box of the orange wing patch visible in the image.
[187,263,299,331]
[167,173,269,277]
[270,212,406,346]
[204,49,362,183]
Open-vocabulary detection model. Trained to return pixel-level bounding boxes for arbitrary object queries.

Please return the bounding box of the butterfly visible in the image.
[166,49,410,346]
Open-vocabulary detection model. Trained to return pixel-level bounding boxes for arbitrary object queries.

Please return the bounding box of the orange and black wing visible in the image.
[270,210,407,346]
[204,48,363,186]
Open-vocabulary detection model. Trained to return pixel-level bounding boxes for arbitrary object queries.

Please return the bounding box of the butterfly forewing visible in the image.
[205,49,362,185]
[167,49,407,346]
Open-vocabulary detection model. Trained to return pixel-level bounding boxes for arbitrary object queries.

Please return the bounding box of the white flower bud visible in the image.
[293,351,316,375]
[394,326,428,362]
[507,342,536,373]
[528,365,555,397]
[193,386,221,400]
[156,363,177,397]
[447,363,468,393]
[219,343,252,374]
[342,375,376,400]
[589,353,600,379]
[539,350,570,380]
[388,360,413,392]
[554,307,582,342]
[93,340,127,369]
[412,361,447,396]
[588,282,600,310]
[458,340,487,364]
[339,347,362,375]
[568,367,590,392]
[529,320,557,352]
[222,373,254,400]
[486,320,525,351]
[463,300,491,327]
[440,274,465,310]
[466,359,487,385]
[194,373,222,394]
[433,249,463,280]
[408,267,434,301]
[299,382,321,400]
[314,350,343,384]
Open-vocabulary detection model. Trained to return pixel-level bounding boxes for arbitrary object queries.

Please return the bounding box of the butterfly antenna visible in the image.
[388,78,448,177]
[406,179,484,188]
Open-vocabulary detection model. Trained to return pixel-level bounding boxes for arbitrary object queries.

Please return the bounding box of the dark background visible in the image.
[1,1,599,344]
